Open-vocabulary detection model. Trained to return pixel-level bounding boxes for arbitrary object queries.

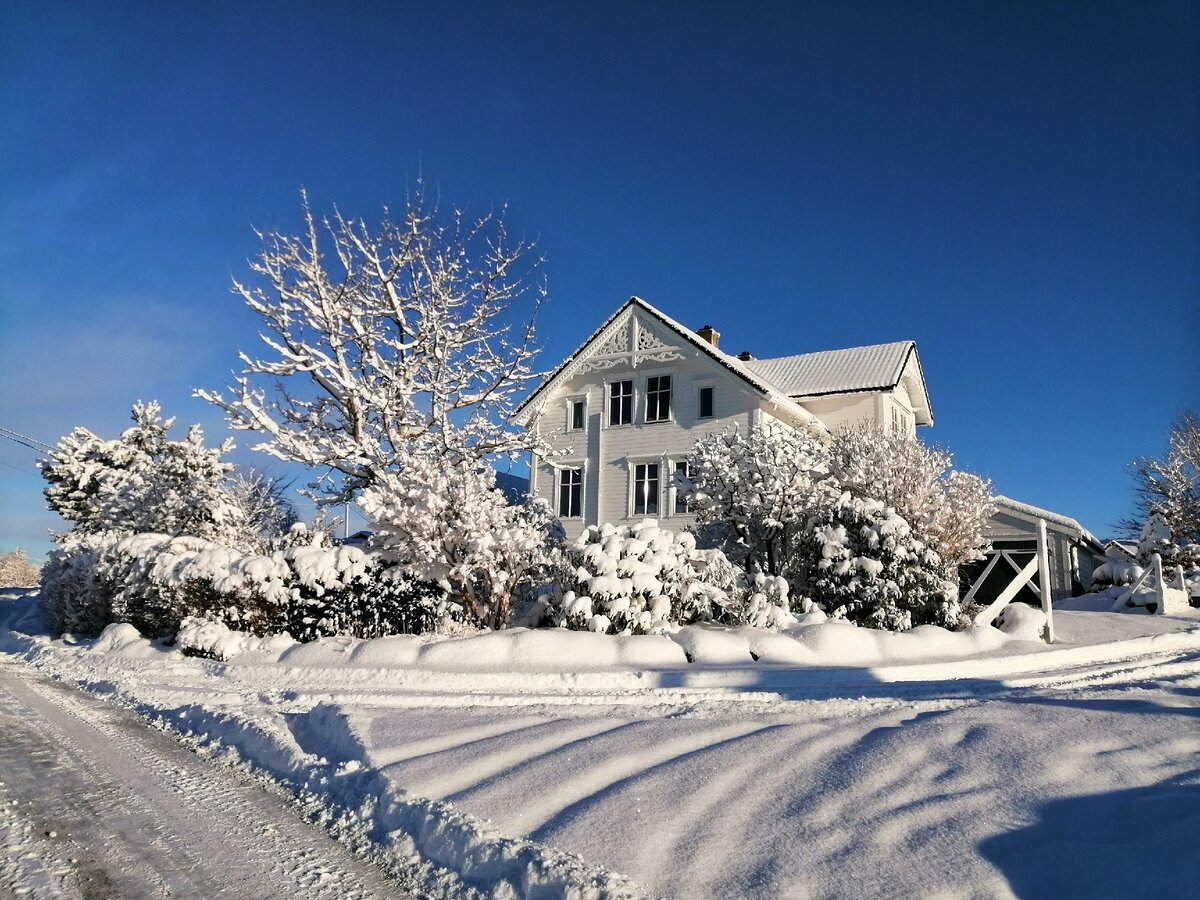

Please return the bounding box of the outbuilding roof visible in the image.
[992,495,1103,552]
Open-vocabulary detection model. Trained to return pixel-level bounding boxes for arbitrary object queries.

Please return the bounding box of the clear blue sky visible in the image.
[2,1,1197,559]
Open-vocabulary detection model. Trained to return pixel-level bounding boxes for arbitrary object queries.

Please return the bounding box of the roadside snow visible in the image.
[4,588,1200,898]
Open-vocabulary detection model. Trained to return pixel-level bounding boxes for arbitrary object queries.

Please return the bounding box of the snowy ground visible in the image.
[3,589,1199,899]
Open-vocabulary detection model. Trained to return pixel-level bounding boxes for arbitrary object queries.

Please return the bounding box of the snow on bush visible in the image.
[1091,557,1144,588]
[541,521,767,634]
[796,493,957,631]
[830,421,994,573]
[360,459,555,629]
[39,525,448,640]
[0,548,41,588]
[685,421,834,581]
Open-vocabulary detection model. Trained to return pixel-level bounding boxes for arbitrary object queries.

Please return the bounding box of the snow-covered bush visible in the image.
[276,528,448,640]
[830,421,994,573]
[40,531,118,636]
[41,401,243,544]
[542,521,746,634]
[360,460,557,629]
[796,493,956,631]
[0,548,41,588]
[686,421,834,580]
[1090,557,1144,589]
[39,525,449,640]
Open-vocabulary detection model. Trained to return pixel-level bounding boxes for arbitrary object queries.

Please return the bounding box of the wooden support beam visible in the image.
[974,556,1039,628]
[962,552,1002,606]
[1037,518,1055,643]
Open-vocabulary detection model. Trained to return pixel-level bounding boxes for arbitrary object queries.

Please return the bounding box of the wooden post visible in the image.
[1037,518,1054,643]
[1150,553,1165,616]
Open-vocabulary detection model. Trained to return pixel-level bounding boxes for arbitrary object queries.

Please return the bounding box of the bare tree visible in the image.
[1119,411,1200,549]
[197,189,547,504]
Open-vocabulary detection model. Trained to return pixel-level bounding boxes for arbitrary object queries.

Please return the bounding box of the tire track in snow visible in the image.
[0,661,408,899]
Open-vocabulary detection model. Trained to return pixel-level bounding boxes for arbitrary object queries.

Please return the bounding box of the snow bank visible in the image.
[89,623,172,659]
[176,616,297,662]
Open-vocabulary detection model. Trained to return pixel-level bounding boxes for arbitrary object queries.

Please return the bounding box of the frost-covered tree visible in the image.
[685,421,834,579]
[1120,411,1200,558]
[41,402,241,543]
[358,458,554,628]
[796,493,956,631]
[225,469,299,551]
[196,190,547,505]
[829,421,994,573]
[0,548,41,588]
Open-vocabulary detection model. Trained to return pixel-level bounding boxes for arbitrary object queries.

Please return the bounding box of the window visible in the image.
[673,460,692,514]
[646,375,672,422]
[609,380,633,426]
[569,399,586,431]
[698,385,714,419]
[558,467,583,518]
[633,462,659,515]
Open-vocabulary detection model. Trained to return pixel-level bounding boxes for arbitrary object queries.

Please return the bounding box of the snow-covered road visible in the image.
[0,659,408,899]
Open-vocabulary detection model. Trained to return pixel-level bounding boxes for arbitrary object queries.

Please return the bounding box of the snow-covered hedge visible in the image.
[39,526,448,640]
[539,521,792,634]
[796,494,957,631]
[1090,558,1144,588]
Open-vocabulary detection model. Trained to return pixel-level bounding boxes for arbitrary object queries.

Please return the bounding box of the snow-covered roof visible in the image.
[743,342,913,397]
[514,297,821,427]
[992,495,1103,551]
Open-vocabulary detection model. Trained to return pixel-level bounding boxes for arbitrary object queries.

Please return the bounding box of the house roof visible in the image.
[743,342,913,397]
[513,297,821,426]
[992,495,1103,552]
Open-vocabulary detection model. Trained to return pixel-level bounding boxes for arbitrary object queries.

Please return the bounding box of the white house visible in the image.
[513,296,933,539]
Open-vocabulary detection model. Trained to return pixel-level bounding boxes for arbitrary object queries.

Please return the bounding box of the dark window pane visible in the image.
[571,400,585,430]
[646,375,671,422]
[634,463,659,515]
[609,380,632,425]
[699,386,713,419]
[559,468,582,517]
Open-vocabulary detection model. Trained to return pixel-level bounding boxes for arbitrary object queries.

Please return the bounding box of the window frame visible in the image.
[608,379,634,427]
[671,459,693,515]
[644,374,673,424]
[567,395,587,433]
[628,459,661,517]
[557,465,584,519]
[696,383,715,420]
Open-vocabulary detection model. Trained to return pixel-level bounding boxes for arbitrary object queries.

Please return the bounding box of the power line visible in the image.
[0,426,54,454]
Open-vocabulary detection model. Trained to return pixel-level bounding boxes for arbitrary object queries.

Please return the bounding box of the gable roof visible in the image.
[992,495,1103,553]
[513,297,821,426]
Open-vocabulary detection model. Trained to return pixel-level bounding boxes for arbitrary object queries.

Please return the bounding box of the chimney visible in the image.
[737,351,755,361]
[696,324,720,347]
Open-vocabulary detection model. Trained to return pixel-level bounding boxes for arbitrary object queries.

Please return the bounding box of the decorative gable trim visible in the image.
[514,297,761,424]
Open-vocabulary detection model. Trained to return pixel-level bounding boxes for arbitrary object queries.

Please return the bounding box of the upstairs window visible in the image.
[570,399,586,431]
[633,463,659,515]
[698,385,714,419]
[609,380,633,426]
[558,467,583,518]
[646,375,672,423]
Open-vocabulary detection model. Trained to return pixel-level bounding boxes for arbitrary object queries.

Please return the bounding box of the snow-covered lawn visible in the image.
[3,590,1199,899]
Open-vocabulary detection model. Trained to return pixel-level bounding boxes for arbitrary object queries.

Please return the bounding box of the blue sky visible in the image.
[2,1,1196,559]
